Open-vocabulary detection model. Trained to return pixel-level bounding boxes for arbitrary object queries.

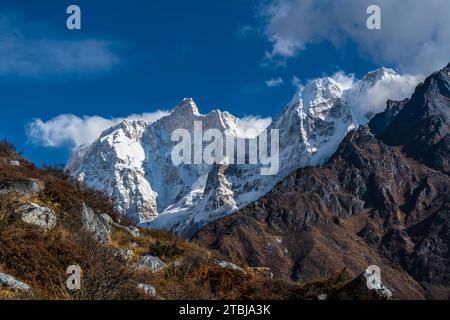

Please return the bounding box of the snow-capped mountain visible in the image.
[67,67,416,237]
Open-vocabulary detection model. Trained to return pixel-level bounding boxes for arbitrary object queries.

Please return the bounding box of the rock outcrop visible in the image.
[136,255,166,272]
[335,267,393,300]
[17,203,57,230]
[0,273,31,293]
[80,204,112,244]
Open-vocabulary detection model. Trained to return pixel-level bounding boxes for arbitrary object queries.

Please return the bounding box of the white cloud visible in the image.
[355,73,421,115]
[27,112,271,147]
[290,75,302,89]
[26,111,170,148]
[0,15,119,76]
[331,72,355,91]
[236,116,272,139]
[326,69,421,116]
[262,0,450,74]
[265,77,284,87]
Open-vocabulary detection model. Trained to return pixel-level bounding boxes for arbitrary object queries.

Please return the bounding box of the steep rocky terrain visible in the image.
[193,64,450,299]
[68,68,408,237]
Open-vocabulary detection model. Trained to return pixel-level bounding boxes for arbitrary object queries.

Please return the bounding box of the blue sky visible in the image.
[0,0,448,166]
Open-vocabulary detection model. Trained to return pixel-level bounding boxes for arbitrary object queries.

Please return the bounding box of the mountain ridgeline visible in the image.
[68,67,406,238]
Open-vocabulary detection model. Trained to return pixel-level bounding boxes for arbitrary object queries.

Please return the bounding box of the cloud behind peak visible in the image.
[262,0,450,75]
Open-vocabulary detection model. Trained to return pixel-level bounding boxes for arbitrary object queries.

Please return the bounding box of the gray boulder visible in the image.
[336,267,394,300]
[136,255,166,272]
[81,204,140,244]
[114,248,134,261]
[18,203,57,230]
[80,204,111,244]
[137,283,157,296]
[9,160,20,167]
[317,293,328,300]
[0,273,31,292]
[212,259,245,273]
[99,213,140,238]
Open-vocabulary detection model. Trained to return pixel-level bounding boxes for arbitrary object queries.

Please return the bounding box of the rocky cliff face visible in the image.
[68,68,406,237]
[193,64,450,299]
[377,63,450,175]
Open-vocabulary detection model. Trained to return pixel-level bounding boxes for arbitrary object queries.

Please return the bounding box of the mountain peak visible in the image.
[304,77,341,95]
[363,67,398,82]
[174,98,200,116]
[373,63,450,174]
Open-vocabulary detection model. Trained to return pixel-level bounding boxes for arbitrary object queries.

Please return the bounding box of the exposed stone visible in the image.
[212,259,245,273]
[0,273,31,292]
[9,160,20,167]
[18,203,56,230]
[317,293,328,300]
[137,283,157,296]
[136,255,166,272]
[80,204,111,244]
[336,268,393,300]
[98,214,114,231]
[114,248,134,261]
[99,213,140,238]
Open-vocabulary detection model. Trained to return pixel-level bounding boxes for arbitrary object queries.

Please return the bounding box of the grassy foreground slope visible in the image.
[0,140,373,300]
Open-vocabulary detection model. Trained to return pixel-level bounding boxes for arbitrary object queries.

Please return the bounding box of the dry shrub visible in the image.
[148,240,185,261]
[69,233,144,300]
[0,224,145,300]
[149,252,248,299]
[0,195,17,230]
[0,227,83,299]
[0,140,17,158]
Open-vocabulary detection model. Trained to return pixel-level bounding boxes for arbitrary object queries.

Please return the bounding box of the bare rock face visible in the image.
[335,268,393,300]
[0,272,31,292]
[376,63,450,175]
[18,203,57,230]
[99,213,140,238]
[80,204,112,244]
[80,204,141,245]
[204,164,237,212]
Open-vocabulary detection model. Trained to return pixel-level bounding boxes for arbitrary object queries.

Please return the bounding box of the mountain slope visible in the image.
[193,64,450,299]
[376,63,450,174]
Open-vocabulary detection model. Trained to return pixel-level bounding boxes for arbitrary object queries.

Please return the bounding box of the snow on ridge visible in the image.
[67,67,417,237]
